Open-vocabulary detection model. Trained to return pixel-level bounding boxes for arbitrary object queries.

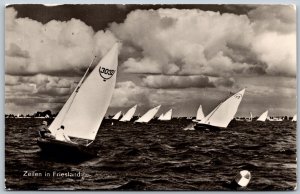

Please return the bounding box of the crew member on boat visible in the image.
[39,121,55,139]
[55,125,74,143]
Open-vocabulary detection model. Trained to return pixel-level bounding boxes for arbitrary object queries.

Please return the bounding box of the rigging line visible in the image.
[60,56,97,125]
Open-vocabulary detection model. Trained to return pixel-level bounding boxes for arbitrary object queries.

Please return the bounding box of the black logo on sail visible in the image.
[234,93,242,99]
[99,66,115,81]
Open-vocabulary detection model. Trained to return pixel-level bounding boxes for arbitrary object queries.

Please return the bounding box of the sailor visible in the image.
[55,125,73,143]
[39,121,55,139]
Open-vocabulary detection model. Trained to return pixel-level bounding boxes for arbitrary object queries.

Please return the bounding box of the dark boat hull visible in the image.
[37,138,97,161]
[194,123,222,131]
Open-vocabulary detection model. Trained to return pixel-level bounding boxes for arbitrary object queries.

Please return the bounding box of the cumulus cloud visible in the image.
[5,74,78,114]
[248,5,296,34]
[251,32,296,76]
[141,75,215,89]
[111,7,296,78]
[5,5,296,116]
[110,81,151,107]
[5,7,118,76]
[5,74,77,96]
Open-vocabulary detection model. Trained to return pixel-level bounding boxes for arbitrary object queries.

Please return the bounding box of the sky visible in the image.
[5,4,296,117]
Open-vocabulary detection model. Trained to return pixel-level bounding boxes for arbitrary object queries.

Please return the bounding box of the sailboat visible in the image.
[268,116,283,121]
[292,114,297,121]
[158,113,164,120]
[112,111,122,120]
[245,112,252,122]
[135,105,161,123]
[257,110,268,122]
[119,105,137,122]
[37,43,119,158]
[194,89,245,131]
[158,109,172,121]
[192,105,205,122]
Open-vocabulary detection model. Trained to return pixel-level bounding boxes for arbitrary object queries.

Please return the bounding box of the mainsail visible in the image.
[198,89,245,128]
[135,105,161,123]
[159,109,172,121]
[196,105,205,121]
[292,114,297,121]
[49,43,119,141]
[112,111,122,120]
[257,110,268,122]
[119,105,137,122]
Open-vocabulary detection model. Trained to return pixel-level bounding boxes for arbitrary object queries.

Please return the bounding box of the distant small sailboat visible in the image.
[119,105,137,122]
[268,117,283,122]
[235,117,243,121]
[158,109,172,121]
[158,113,164,120]
[192,105,205,122]
[194,89,245,131]
[37,42,119,159]
[292,114,297,121]
[245,112,252,122]
[257,110,268,122]
[135,105,161,123]
[112,111,122,120]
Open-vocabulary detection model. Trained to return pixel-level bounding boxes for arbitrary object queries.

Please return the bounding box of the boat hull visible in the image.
[194,123,222,131]
[37,138,97,161]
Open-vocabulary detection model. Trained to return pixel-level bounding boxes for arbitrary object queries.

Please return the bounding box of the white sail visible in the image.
[198,89,245,128]
[119,105,137,122]
[292,114,297,121]
[112,111,122,120]
[257,110,268,122]
[160,109,172,121]
[49,43,119,140]
[158,113,164,120]
[135,105,161,123]
[196,105,205,121]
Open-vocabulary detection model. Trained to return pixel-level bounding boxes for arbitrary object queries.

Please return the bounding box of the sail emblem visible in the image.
[234,93,243,99]
[99,66,115,81]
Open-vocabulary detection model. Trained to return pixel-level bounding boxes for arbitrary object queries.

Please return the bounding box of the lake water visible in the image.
[5,118,296,190]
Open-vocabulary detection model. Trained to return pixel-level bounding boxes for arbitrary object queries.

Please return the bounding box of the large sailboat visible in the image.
[194,89,245,131]
[135,105,161,123]
[257,110,268,122]
[37,43,119,158]
[119,105,137,122]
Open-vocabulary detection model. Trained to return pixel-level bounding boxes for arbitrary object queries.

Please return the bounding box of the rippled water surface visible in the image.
[5,118,296,190]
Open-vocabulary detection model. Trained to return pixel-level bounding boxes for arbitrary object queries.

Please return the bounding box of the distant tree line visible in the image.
[5,110,58,118]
